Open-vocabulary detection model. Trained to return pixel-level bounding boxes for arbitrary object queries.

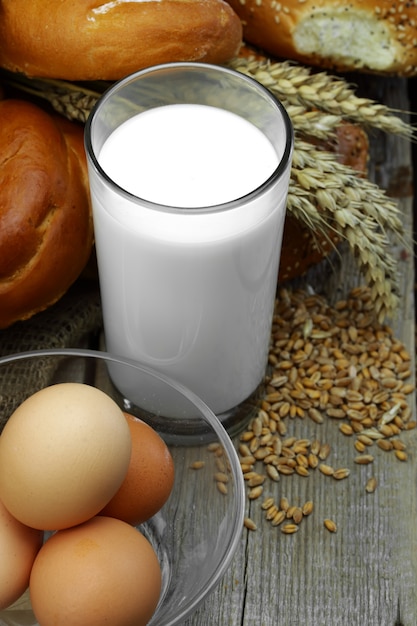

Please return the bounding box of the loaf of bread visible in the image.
[226,0,417,76]
[0,0,242,81]
[0,99,94,329]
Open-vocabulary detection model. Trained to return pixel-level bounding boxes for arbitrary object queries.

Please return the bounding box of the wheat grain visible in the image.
[189,460,205,469]
[266,505,280,521]
[244,517,258,531]
[354,454,375,465]
[216,481,228,495]
[248,486,264,500]
[262,497,275,510]
[319,463,335,476]
[302,501,314,516]
[272,510,287,526]
[365,477,378,493]
[281,523,299,534]
[280,497,290,512]
[324,518,337,533]
[292,508,304,524]
[333,468,351,480]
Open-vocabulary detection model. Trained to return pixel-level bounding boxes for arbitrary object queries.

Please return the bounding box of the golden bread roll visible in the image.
[227,0,417,76]
[0,100,93,329]
[0,0,242,80]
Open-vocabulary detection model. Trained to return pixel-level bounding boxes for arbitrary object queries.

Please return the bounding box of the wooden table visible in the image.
[183,76,416,626]
[0,74,415,626]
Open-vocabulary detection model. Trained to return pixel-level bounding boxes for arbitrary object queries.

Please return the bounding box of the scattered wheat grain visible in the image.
[354,454,375,465]
[324,519,337,533]
[281,523,299,534]
[365,477,377,493]
[319,463,335,476]
[302,501,314,516]
[244,517,257,531]
[190,461,205,469]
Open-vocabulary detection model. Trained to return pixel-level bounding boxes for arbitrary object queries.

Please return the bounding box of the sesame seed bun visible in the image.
[227,0,417,76]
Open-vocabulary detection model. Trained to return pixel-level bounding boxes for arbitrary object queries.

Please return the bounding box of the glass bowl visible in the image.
[0,348,245,626]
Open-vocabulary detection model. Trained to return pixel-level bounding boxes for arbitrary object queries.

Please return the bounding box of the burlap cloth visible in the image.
[0,278,103,430]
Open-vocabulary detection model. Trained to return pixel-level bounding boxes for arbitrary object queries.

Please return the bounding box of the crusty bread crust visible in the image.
[0,100,94,328]
[227,0,417,76]
[0,0,242,80]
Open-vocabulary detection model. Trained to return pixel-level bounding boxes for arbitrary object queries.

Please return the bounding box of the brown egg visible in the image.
[0,383,132,530]
[0,498,43,610]
[100,413,175,525]
[30,516,162,626]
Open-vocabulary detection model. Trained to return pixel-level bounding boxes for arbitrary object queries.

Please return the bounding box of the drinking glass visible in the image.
[85,62,293,437]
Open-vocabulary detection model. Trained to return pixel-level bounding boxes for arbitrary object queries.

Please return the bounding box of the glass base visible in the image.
[213,382,265,440]
[114,381,265,446]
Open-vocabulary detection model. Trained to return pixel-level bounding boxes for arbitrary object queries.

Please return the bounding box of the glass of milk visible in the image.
[85,62,293,438]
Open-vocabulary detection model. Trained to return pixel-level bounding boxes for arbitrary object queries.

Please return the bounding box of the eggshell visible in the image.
[0,383,132,530]
[100,413,175,525]
[0,498,43,610]
[30,516,162,626]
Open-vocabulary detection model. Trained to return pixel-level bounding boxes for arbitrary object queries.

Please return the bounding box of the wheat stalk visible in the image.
[0,72,100,123]
[285,106,344,140]
[227,57,412,321]
[228,57,414,138]
[292,140,403,234]
[290,138,407,320]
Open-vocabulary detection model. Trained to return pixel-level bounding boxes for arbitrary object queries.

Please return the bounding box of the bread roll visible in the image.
[0,0,242,81]
[226,0,417,76]
[0,100,93,329]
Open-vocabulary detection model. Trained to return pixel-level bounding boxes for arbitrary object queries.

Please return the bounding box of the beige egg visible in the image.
[0,498,43,610]
[0,383,132,530]
[30,516,161,626]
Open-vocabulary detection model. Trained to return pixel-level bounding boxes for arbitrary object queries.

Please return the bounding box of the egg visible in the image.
[100,413,175,525]
[30,515,162,626]
[0,498,43,610]
[0,383,132,530]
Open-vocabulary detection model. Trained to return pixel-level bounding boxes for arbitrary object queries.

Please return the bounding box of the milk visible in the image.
[98,104,279,208]
[89,103,291,416]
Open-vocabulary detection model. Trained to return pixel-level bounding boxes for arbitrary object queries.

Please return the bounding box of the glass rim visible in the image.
[84,61,294,215]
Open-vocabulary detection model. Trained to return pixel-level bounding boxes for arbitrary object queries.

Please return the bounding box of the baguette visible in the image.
[0,0,242,80]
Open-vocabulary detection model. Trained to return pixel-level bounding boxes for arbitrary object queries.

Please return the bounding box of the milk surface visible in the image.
[99,104,279,208]
[93,104,289,415]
